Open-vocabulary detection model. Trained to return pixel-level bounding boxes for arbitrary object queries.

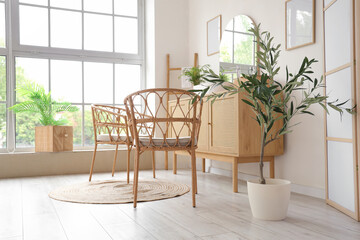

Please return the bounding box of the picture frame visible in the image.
[285,0,315,50]
[207,15,222,56]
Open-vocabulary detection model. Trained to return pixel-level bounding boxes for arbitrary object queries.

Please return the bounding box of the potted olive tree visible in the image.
[9,83,78,152]
[192,24,354,220]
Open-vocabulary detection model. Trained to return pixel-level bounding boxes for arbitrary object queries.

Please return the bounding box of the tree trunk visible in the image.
[259,128,266,184]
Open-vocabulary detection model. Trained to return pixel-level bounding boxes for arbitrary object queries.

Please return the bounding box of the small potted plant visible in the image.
[9,83,78,152]
[181,65,206,88]
[192,24,354,220]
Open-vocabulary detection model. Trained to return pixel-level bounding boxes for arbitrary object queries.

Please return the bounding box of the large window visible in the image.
[1,0,144,152]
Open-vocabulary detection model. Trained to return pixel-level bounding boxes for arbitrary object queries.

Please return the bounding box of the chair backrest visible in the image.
[124,88,203,151]
[91,104,130,143]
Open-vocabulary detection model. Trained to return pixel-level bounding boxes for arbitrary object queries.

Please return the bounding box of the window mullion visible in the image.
[81,61,85,147]
[6,0,16,152]
[47,0,50,47]
[81,0,84,50]
[112,0,115,53]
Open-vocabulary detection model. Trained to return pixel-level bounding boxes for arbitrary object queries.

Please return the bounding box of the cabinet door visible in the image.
[197,101,209,152]
[209,95,239,154]
[168,99,189,138]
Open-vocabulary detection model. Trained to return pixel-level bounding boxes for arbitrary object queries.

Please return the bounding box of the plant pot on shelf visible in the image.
[247,179,291,221]
[35,126,73,152]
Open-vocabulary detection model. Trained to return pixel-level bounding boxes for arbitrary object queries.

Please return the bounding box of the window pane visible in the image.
[15,58,48,148]
[234,15,253,33]
[0,3,5,48]
[84,62,113,104]
[50,0,81,10]
[51,60,82,103]
[84,105,93,146]
[84,13,113,52]
[225,19,233,31]
[58,105,82,146]
[115,17,138,54]
[20,6,48,47]
[0,104,5,148]
[115,64,140,104]
[16,58,49,102]
[0,56,5,101]
[16,111,38,148]
[20,0,48,6]
[114,0,138,17]
[84,0,112,14]
[234,33,253,65]
[220,31,233,63]
[51,10,82,49]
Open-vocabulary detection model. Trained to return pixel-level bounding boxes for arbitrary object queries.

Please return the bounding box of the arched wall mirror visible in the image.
[219,15,256,80]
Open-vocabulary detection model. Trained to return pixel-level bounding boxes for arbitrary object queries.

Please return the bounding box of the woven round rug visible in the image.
[49,180,190,204]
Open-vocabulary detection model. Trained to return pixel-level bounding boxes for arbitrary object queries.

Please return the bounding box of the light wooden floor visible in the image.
[1,170,360,240]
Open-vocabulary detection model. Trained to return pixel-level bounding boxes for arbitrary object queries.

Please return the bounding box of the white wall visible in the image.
[146,0,191,169]
[185,0,326,197]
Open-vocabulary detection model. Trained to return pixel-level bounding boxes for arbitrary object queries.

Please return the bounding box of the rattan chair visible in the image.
[124,88,203,208]
[89,104,155,183]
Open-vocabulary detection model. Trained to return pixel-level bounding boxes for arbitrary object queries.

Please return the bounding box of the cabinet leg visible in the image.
[232,158,238,193]
[173,152,177,174]
[202,158,205,173]
[165,151,168,170]
[270,157,275,178]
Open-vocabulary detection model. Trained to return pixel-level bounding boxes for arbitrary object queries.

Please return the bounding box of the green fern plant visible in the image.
[9,83,78,126]
[181,65,209,86]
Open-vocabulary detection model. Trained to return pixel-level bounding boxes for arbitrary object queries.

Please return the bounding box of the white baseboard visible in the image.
[209,166,325,199]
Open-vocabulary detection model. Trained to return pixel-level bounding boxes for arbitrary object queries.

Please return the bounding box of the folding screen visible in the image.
[323,0,359,220]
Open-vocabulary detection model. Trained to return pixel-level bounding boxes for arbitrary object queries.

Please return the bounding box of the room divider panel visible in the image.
[323,0,360,220]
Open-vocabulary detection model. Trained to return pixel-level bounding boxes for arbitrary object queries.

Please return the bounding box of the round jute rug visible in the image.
[49,180,190,204]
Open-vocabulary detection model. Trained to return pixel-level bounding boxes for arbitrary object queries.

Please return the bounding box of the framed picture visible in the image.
[207,15,222,56]
[285,0,315,50]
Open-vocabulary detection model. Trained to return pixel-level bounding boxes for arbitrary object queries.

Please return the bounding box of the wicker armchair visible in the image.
[89,104,155,183]
[124,88,203,208]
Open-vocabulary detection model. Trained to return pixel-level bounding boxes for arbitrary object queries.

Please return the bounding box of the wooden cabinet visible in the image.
[209,95,239,155]
[169,91,284,192]
[197,101,209,152]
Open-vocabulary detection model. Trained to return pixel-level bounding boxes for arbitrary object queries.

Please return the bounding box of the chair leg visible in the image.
[173,152,177,174]
[164,151,168,170]
[190,149,197,207]
[133,151,140,208]
[127,146,131,184]
[152,150,156,178]
[89,144,98,182]
[195,158,198,194]
[112,144,119,177]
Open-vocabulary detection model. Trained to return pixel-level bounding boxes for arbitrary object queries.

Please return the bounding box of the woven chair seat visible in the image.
[97,134,132,143]
[138,136,195,147]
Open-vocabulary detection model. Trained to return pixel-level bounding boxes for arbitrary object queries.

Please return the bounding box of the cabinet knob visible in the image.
[64,134,68,137]
[208,123,211,125]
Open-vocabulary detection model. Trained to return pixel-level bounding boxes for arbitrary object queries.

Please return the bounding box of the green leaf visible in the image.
[242,99,255,108]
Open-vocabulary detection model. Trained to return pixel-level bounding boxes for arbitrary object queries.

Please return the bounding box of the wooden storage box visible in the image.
[35,126,73,152]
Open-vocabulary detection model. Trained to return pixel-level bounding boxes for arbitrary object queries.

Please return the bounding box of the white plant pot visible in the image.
[247,178,291,221]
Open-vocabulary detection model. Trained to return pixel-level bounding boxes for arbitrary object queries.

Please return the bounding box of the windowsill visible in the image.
[0,146,128,155]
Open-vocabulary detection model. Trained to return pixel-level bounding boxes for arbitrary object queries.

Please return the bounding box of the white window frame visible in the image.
[1,0,146,153]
